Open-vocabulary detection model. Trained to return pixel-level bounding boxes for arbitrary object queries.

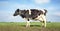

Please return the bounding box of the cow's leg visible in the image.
[35,14,46,27]
[24,18,30,27]
[39,18,45,27]
[26,19,30,27]
[41,15,46,27]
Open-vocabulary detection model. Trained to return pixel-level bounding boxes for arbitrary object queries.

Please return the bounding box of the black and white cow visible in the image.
[13,9,47,27]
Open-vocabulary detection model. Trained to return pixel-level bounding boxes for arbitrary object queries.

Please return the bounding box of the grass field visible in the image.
[0,22,60,31]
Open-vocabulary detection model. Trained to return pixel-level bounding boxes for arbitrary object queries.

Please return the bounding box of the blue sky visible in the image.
[0,0,60,22]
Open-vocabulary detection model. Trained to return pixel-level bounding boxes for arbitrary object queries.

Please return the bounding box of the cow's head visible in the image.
[13,9,20,16]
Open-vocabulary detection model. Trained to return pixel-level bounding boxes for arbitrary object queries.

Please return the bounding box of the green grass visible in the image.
[46,22,60,28]
[0,22,60,31]
[0,22,60,27]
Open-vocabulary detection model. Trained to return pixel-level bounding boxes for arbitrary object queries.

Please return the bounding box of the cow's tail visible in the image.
[44,9,47,16]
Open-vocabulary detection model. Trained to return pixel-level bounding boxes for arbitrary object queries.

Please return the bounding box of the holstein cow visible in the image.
[13,9,47,27]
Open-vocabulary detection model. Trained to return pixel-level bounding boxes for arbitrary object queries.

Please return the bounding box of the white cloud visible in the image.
[0,1,9,6]
[46,6,60,17]
[47,6,55,10]
[34,0,50,4]
[54,12,60,16]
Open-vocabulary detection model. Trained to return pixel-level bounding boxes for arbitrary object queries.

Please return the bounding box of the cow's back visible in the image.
[30,9,43,19]
[20,9,47,19]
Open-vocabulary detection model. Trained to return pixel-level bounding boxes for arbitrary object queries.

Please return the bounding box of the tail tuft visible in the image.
[44,9,47,16]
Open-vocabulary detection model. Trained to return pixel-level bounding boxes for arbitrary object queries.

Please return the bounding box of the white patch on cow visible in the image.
[35,14,43,21]
[29,9,31,15]
[35,14,46,27]
[40,14,46,27]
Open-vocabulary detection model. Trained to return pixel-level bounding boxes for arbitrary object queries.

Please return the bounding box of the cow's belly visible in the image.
[35,16,43,21]
[30,15,43,21]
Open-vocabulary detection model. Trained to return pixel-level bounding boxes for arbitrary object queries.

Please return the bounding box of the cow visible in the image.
[13,9,47,27]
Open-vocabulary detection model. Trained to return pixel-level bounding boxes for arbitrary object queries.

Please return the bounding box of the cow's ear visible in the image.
[17,9,19,12]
